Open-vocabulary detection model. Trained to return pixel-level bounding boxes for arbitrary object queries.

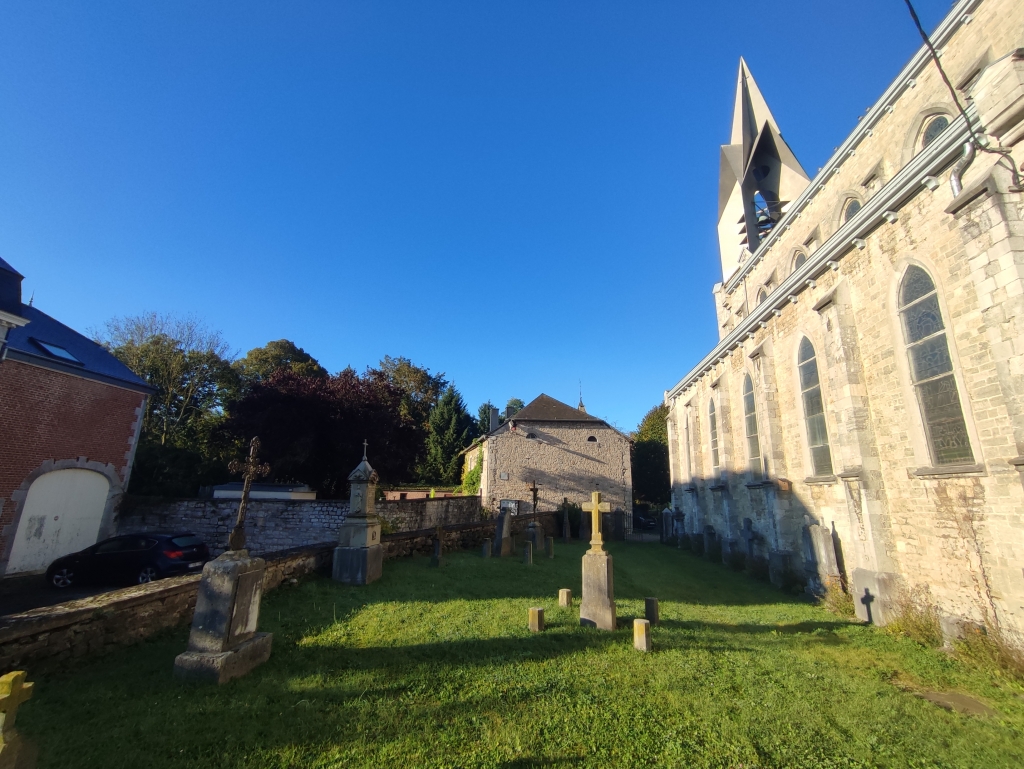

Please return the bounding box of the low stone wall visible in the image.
[117,495,485,556]
[0,543,334,673]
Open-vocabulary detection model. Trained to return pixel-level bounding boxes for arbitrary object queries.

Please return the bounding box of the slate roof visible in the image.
[511,394,603,422]
[0,257,23,277]
[4,304,152,393]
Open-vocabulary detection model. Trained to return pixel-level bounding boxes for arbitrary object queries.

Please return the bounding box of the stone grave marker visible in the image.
[482,538,492,558]
[174,436,273,684]
[580,491,615,630]
[645,597,659,626]
[493,509,514,556]
[633,619,652,652]
[523,541,533,565]
[529,607,545,632]
[430,534,443,568]
[333,443,383,585]
[0,671,36,769]
[558,588,572,607]
[527,520,543,551]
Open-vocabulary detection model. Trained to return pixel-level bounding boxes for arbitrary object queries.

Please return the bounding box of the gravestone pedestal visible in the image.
[580,550,616,630]
[174,551,273,684]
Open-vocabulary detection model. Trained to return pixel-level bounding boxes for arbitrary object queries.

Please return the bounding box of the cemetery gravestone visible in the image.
[633,619,652,652]
[545,536,554,559]
[333,444,383,585]
[645,597,660,626]
[482,538,492,558]
[529,607,545,632]
[493,509,514,557]
[0,671,36,769]
[523,541,533,565]
[431,536,443,568]
[580,491,616,630]
[558,588,572,607]
[174,436,273,684]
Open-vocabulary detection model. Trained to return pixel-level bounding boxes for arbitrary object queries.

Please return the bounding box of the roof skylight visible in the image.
[32,339,82,364]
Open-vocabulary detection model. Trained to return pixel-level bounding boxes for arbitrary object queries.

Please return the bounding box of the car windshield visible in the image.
[170,536,204,548]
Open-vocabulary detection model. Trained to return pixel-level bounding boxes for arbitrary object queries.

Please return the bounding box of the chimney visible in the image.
[489,407,499,433]
[0,258,24,315]
[505,405,514,420]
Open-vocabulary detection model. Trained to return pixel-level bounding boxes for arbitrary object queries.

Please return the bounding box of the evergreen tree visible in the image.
[632,404,670,505]
[477,400,497,434]
[421,386,474,484]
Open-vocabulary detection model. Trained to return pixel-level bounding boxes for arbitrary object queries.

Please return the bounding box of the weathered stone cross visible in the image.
[581,491,611,552]
[227,436,271,551]
[0,671,33,742]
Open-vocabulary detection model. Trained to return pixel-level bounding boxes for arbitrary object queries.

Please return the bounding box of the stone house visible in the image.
[463,394,632,517]
[0,258,152,577]
[665,0,1024,637]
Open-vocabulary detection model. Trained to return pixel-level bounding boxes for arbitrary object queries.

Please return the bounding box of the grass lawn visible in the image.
[17,541,1024,768]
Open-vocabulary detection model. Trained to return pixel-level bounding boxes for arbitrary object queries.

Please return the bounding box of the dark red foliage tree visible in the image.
[224,367,423,497]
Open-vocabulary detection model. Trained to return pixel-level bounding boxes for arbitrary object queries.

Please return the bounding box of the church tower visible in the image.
[716,59,810,282]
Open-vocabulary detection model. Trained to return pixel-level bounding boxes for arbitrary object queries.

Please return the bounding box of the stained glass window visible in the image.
[742,374,762,477]
[798,338,834,476]
[922,115,950,148]
[899,266,973,465]
[844,199,862,223]
[708,399,720,471]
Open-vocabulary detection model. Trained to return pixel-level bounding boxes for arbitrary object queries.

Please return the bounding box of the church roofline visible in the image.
[718,0,980,294]
[666,105,979,402]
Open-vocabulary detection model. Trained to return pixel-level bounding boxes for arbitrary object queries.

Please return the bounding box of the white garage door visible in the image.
[6,469,110,574]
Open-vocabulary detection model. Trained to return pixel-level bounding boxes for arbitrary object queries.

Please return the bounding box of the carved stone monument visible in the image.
[0,670,37,769]
[333,442,383,585]
[580,491,615,630]
[175,437,273,684]
[492,508,514,556]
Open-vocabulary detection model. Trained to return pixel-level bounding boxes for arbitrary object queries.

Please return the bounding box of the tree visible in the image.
[420,386,475,485]
[234,339,326,388]
[505,398,525,418]
[375,356,448,428]
[632,404,670,505]
[477,400,497,434]
[224,367,423,496]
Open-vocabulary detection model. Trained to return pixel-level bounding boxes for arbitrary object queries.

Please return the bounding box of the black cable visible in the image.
[902,0,1022,188]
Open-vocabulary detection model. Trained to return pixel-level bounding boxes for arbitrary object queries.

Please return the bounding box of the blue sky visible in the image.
[0,0,951,432]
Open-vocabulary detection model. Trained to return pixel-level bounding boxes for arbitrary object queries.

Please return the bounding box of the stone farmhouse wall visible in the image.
[480,422,632,516]
[117,495,484,555]
[665,0,1024,638]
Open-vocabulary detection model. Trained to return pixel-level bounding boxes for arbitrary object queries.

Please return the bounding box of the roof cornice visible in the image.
[720,0,982,296]
[4,349,156,394]
[667,106,978,402]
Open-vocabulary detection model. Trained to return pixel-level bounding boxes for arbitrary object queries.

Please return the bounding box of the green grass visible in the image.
[18,542,1024,768]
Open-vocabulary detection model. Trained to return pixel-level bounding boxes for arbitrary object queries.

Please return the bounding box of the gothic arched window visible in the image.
[708,399,720,471]
[798,338,834,476]
[844,199,862,223]
[899,266,974,465]
[921,115,950,148]
[756,287,768,305]
[794,252,807,271]
[742,374,762,477]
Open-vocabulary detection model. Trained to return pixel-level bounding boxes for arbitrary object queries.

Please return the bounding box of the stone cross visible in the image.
[227,436,271,551]
[582,491,611,553]
[0,671,33,741]
[529,481,540,514]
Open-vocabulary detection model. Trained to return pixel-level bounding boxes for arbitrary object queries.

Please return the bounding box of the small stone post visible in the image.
[523,541,533,565]
[529,607,545,632]
[545,536,554,559]
[645,597,660,626]
[430,536,443,568]
[633,619,652,652]
[558,588,572,607]
[482,538,492,558]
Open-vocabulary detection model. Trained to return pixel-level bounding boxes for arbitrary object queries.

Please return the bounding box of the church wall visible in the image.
[669,0,1024,636]
[482,422,632,516]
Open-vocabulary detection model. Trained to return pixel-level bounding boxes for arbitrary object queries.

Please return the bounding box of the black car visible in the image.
[46,532,210,589]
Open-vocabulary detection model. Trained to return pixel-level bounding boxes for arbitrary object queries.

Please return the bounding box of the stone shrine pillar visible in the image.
[333,449,383,585]
[580,492,615,630]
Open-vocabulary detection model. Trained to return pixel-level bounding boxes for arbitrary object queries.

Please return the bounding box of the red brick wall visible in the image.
[0,360,146,557]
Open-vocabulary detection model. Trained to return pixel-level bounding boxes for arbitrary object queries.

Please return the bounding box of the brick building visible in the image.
[665,0,1024,637]
[464,394,632,518]
[0,258,151,577]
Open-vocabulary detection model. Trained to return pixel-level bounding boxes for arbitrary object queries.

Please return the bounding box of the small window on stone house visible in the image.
[898,266,974,465]
[798,338,834,476]
[742,374,763,478]
[843,199,862,223]
[921,115,950,149]
[794,252,807,271]
[587,436,597,442]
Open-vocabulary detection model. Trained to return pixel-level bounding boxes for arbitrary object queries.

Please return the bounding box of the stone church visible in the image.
[464,394,633,518]
[664,0,1024,639]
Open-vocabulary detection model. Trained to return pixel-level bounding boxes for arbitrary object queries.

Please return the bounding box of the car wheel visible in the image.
[137,566,159,584]
[50,567,74,588]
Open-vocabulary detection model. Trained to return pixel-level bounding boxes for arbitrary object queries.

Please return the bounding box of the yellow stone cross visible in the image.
[581,491,611,552]
[0,671,33,742]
